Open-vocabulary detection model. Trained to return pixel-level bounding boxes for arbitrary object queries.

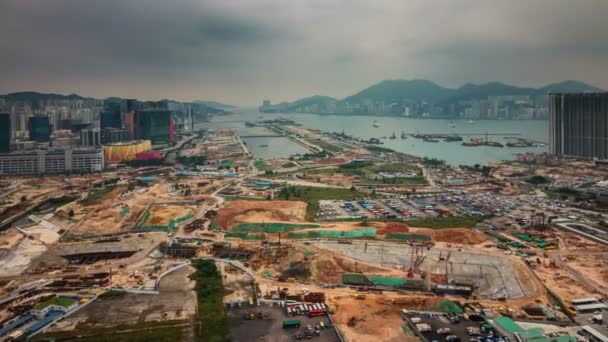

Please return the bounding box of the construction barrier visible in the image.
[232,223,319,233]
[385,233,432,241]
[288,228,377,239]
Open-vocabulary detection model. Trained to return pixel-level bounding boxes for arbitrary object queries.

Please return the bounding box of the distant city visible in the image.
[0,92,226,175]
[259,79,603,120]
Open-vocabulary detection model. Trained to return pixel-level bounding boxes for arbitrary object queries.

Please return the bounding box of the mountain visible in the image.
[259,95,338,113]
[261,79,603,115]
[194,100,237,110]
[284,95,338,111]
[439,82,536,104]
[0,91,227,113]
[2,91,93,102]
[342,79,452,104]
[536,80,603,94]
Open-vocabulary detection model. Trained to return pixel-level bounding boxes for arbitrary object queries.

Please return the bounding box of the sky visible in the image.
[1,0,608,106]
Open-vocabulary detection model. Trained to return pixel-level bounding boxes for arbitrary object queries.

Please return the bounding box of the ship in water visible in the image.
[401,132,407,139]
[372,120,379,127]
[448,121,456,128]
[462,138,504,147]
[259,144,269,147]
[423,136,440,143]
[465,120,475,124]
[389,132,396,139]
[444,135,463,142]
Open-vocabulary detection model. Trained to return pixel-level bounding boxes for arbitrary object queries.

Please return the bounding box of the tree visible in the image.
[20,195,27,202]
[68,209,75,218]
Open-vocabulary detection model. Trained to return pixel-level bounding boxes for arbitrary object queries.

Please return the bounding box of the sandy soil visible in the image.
[561,253,608,292]
[215,200,307,229]
[147,205,197,225]
[534,263,597,303]
[411,228,487,245]
[329,294,435,342]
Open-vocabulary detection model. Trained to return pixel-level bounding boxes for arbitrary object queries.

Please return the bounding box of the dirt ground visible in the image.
[563,254,608,291]
[328,294,433,342]
[214,200,307,229]
[412,228,487,245]
[534,263,597,303]
[147,205,197,225]
[252,244,409,284]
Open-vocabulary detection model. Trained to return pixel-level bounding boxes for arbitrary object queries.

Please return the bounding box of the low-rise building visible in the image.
[0,147,104,175]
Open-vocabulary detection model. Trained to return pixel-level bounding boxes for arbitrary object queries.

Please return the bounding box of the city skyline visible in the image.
[2,0,608,106]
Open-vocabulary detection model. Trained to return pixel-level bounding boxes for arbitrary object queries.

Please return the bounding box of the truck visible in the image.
[283,320,301,329]
[437,327,452,335]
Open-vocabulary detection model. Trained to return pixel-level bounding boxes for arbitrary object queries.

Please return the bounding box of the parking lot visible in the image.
[227,302,340,342]
[317,196,437,221]
[404,311,502,342]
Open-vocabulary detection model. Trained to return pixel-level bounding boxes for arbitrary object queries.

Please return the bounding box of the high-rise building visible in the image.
[100,111,122,129]
[0,113,11,153]
[80,127,101,147]
[550,93,608,160]
[135,110,172,144]
[28,116,51,142]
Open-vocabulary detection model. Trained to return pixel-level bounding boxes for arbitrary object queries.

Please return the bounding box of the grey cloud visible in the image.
[0,0,607,105]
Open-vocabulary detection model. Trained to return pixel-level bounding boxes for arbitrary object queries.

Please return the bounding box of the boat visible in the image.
[448,121,456,128]
[258,115,263,119]
[423,137,440,143]
[401,132,407,139]
[259,144,269,147]
[372,120,379,128]
[444,135,463,142]
[389,132,396,139]
[465,120,475,124]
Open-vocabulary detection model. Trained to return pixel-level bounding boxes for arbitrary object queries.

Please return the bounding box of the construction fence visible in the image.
[287,228,377,239]
[232,223,320,233]
[385,233,432,241]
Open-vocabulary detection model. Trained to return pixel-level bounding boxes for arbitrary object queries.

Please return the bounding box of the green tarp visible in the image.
[341,273,373,285]
[385,233,431,241]
[232,223,319,233]
[288,228,376,239]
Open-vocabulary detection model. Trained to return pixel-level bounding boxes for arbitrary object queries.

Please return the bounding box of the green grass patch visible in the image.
[254,159,271,170]
[406,216,484,229]
[276,186,370,220]
[34,296,76,310]
[84,186,116,202]
[192,259,230,342]
[224,232,266,240]
[232,222,319,233]
[302,248,315,255]
[304,138,343,153]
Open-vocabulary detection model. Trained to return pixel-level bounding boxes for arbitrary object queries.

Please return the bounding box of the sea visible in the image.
[198,109,549,166]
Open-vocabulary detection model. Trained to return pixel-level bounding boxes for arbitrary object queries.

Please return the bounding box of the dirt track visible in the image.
[214,200,307,229]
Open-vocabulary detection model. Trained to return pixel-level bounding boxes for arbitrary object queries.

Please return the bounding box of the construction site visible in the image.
[0,120,607,341]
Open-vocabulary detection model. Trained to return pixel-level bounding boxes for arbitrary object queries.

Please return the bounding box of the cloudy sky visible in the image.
[1,0,607,106]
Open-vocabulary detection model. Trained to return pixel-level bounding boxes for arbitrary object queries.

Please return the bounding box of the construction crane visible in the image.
[444,251,451,281]
[408,244,426,278]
